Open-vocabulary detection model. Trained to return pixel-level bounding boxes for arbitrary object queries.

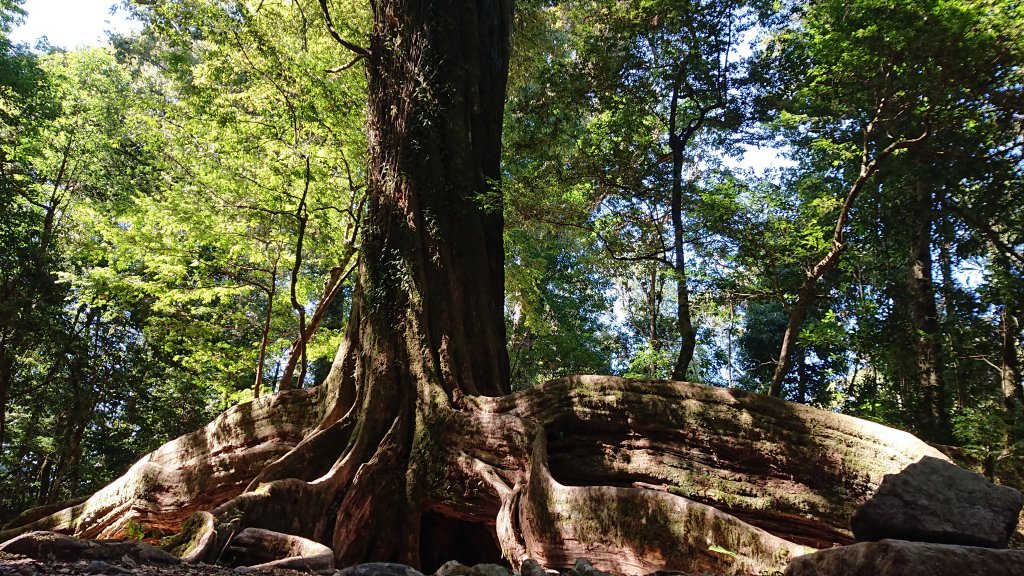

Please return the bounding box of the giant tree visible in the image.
[0,0,969,574]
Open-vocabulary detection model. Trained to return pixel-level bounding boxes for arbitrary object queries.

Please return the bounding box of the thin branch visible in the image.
[946,202,1024,269]
[317,0,370,58]
[326,54,365,74]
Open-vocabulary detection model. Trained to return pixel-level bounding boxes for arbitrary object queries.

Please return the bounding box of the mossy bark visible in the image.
[2,375,954,574]
[0,0,962,573]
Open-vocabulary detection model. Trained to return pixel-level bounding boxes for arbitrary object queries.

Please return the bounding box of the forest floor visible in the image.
[0,556,718,576]
[0,557,313,576]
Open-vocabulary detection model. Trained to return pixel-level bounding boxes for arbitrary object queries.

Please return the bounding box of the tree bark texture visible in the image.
[1002,306,1023,440]
[0,4,957,575]
[907,178,949,442]
[1,375,959,574]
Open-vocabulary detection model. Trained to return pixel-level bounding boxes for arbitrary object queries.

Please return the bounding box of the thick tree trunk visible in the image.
[0,6,954,576]
[907,178,950,442]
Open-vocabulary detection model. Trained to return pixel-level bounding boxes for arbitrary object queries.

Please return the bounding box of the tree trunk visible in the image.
[670,147,695,382]
[0,348,11,454]
[769,104,927,397]
[907,177,950,442]
[253,254,279,398]
[276,261,354,392]
[0,5,957,576]
[1002,305,1022,441]
[648,261,660,352]
[770,278,820,397]
[1,375,956,574]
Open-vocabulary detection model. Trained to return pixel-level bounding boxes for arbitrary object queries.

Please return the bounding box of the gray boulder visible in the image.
[851,456,1023,547]
[785,539,1024,576]
[569,559,613,576]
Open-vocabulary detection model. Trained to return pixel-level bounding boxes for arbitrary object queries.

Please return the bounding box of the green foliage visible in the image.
[123,518,146,541]
[2,0,1023,526]
[506,224,619,390]
[0,0,369,521]
[623,345,676,380]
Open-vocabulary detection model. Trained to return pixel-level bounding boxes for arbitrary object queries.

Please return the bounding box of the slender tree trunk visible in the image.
[670,149,695,381]
[648,262,659,352]
[253,255,279,398]
[937,220,962,404]
[907,177,949,442]
[663,75,704,383]
[768,105,927,397]
[770,279,821,397]
[281,160,312,391]
[276,261,355,391]
[1002,306,1023,441]
[0,347,11,454]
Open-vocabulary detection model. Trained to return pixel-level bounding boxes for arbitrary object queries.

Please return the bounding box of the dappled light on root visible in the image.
[0,375,960,575]
[513,376,950,548]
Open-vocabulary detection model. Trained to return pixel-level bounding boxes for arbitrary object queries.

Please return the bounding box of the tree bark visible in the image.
[253,254,279,398]
[276,261,355,392]
[907,177,950,442]
[670,140,695,381]
[0,349,11,454]
[1002,306,1023,441]
[0,5,956,576]
[1,376,957,574]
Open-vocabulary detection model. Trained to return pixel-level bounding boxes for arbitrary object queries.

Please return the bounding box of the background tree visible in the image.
[757,0,1023,442]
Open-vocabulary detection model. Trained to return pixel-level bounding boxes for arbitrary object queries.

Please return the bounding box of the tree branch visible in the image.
[317,0,370,58]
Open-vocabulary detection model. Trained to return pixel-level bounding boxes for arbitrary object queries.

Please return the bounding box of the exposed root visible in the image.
[224,527,334,572]
[0,375,954,575]
[0,531,180,564]
[472,376,949,548]
[0,389,323,542]
[163,512,217,563]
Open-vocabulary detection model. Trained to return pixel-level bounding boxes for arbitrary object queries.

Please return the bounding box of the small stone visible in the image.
[470,564,511,576]
[337,562,427,576]
[435,561,471,576]
[569,559,612,576]
[86,561,112,574]
[12,562,38,576]
[519,559,546,576]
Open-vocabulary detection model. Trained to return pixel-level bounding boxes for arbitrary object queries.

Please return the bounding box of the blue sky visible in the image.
[10,0,139,49]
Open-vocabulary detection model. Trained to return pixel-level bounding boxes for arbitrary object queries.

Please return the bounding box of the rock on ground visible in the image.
[785,539,1024,576]
[850,456,1023,548]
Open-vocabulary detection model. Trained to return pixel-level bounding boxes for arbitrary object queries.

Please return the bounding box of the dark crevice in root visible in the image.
[419,510,508,574]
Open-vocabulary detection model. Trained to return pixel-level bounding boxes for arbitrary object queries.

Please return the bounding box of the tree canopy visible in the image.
[0,0,1023,570]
